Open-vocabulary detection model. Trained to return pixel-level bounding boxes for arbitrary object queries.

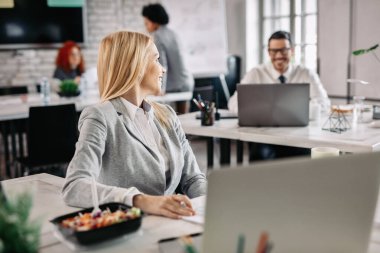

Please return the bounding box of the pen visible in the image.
[180,235,198,253]
[180,200,186,208]
[158,232,202,243]
[197,94,206,108]
[192,98,203,111]
[256,232,269,253]
[236,234,245,253]
[177,193,189,209]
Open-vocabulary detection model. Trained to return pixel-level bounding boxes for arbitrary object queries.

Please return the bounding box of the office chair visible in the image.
[0,86,28,96]
[224,55,241,98]
[0,85,28,178]
[191,55,241,111]
[16,104,78,177]
[191,82,215,112]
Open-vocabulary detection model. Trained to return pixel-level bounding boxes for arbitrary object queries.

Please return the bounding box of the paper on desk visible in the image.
[182,196,206,225]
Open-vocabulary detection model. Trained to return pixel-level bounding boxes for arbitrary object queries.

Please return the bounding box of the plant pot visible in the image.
[58,91,81,97]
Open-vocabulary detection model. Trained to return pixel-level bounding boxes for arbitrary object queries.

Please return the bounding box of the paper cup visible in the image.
[311,147,340,159]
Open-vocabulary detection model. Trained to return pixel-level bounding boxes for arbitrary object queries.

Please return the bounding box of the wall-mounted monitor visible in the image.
[0,0,86,50]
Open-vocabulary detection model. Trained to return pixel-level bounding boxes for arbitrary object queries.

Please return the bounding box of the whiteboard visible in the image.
[161,0,228,77]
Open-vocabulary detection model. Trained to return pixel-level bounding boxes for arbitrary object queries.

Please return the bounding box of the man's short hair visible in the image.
[142,3,169,25]
[268,31,293,47]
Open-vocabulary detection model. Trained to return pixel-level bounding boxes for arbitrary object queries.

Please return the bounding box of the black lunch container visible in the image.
[50,202,143,245]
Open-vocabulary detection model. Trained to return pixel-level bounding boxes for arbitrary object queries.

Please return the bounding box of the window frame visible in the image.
[259,0,318,71]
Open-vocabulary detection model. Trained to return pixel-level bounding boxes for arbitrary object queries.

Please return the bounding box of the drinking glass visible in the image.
[353,95,365,124]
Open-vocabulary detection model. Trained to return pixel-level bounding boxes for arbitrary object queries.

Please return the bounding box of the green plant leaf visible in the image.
[0,192,41,253]
[367,44,379,52]
[352,49,366,55]
[352,44,379,55]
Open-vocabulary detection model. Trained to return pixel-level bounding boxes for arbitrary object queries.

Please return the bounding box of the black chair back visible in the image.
[191,80,215,112]
[192,55,241,110]
[27,104,78,166]
[0,86,28,96]
[225,55,241,97]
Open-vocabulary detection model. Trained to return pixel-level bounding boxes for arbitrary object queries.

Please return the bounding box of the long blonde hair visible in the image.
[97,30,170,128]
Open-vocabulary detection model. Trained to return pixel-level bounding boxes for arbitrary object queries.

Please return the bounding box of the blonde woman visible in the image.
[62,31,206,219]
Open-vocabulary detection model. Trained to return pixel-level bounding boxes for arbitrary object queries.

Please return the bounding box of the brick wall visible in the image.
[0,0,152,89]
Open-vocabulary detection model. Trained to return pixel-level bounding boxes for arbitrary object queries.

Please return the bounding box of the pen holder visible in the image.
[201,107,215,126]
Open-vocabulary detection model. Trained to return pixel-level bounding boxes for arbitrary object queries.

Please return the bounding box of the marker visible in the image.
[192,98,203,111]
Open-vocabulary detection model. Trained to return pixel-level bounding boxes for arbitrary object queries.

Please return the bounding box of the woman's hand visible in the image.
[133,194,195,219]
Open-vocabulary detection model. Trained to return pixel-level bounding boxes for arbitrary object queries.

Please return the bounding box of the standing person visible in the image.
[53,40,85,84]
[142,3,194,114]
[228,31,330,161]
[228,31,330,113]
[62,31,206,219]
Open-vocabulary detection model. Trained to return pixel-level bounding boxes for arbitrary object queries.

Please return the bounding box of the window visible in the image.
[260,0,318,71]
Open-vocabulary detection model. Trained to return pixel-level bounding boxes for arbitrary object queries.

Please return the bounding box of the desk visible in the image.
[179,110,380,225]
[1,174,203,253]
[2,173,380,253]
[0,91,193,121]
[179,110,380,156]
[0,91,193,179]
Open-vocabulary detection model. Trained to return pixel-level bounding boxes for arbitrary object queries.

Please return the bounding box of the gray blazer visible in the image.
[62,97,206,208]
[154,26,194,92]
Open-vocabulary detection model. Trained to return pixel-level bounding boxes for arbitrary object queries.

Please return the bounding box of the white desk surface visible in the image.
[0,91,192,122]
[2,173,380,253]
[2,174,203,253]
[178,110,380,153]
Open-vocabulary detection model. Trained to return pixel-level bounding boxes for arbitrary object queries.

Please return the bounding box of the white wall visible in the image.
[319,0,380,99]
[245,0,260,72]
[353,0,380,98]
[318,0,350,97]
[226,0,247,75]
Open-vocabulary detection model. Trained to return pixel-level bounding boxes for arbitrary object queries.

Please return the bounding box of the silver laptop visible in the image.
[202,153,380,253]
[237,83,310,126]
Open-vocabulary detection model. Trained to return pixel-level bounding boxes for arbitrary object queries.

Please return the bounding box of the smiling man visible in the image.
[228,30,330,113]
[228,31,330,161]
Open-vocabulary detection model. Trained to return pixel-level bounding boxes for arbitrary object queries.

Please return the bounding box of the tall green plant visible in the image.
[0,192,41,253]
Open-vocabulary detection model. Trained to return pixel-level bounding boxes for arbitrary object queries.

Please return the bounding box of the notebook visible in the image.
[237,83,310,127]
[201,152,380,253]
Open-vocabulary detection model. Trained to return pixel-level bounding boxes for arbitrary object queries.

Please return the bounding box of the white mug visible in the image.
[311,147,340,159]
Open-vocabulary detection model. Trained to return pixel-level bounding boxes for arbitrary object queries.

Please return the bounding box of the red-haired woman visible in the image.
[53,41,85,84]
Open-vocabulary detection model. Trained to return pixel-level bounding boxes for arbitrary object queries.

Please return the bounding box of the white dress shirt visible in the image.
[120,98,170,177]
[228,62,330,113]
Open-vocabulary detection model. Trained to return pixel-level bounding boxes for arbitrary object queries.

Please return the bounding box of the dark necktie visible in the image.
[279,75,286,84]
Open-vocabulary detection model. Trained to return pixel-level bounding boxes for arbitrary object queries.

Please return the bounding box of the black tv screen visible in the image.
[0,0,85,50]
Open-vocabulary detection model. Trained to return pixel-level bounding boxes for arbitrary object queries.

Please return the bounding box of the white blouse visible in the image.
[120,98,170,178]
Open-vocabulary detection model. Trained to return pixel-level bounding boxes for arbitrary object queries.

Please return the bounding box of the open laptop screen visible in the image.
[237,83,310,127]
[202,153,380,253]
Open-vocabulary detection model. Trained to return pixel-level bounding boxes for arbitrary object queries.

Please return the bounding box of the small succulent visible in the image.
[59,80,79,95]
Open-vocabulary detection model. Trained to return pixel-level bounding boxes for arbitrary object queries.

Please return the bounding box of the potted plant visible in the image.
[58,80,80,97]
[0,192,41,253]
